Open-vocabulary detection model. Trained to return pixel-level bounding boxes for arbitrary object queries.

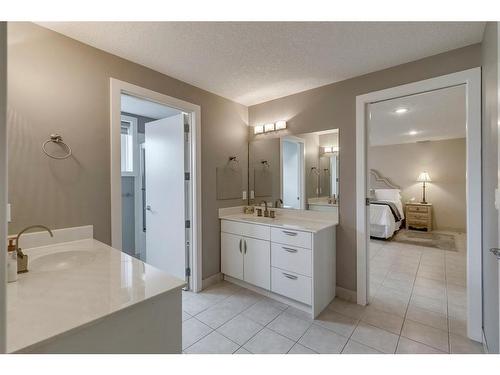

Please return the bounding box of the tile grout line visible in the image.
[182,283,254,352]
[394,248,422,353]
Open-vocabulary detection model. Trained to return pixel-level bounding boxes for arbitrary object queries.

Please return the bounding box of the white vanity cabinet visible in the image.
[221,221,271,290]
[220,215,336,318]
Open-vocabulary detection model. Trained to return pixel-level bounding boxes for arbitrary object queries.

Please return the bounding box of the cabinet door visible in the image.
[221,232,244,280]
[243,237,271,290]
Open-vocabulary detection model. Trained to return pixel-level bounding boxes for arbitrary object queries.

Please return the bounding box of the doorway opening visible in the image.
[356,68,482,342]
[280,136,305,209]
[110,79,202,292]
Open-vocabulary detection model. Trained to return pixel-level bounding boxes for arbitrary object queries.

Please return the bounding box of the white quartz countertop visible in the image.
[219,213,337,232]
[7,238,185,353]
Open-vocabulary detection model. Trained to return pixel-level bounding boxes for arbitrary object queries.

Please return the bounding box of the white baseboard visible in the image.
[336,286,357,303]
[11,225,93,250]
[202,272,223,290]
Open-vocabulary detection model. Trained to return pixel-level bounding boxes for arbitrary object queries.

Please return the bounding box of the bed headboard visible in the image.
[369,169,400,196]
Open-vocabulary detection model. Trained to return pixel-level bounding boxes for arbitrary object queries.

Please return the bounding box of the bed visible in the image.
[369,169,405,239]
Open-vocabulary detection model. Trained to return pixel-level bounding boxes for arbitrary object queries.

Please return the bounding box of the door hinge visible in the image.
[184,123,190,133]
[365,197,371,206]
[185,267,191,277]
[185,172,190,181]
[185,220,191,229]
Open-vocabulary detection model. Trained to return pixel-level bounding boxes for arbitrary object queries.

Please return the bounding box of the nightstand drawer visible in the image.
[407,220,429,227]
[407,213,429,221]
[407,205,429,213]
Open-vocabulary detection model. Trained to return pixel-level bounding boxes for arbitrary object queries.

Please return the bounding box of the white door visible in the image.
[243,237,271,289]
[221,232,244,279]
[145,114,186,280]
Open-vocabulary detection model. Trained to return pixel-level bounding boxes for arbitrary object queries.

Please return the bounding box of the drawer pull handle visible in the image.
[282,230,298,236]
[239,239,242,254]
[283,247,298,253]
[282,272,298,280]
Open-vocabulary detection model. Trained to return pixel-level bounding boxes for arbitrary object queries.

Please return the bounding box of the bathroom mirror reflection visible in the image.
[248,129,339,213]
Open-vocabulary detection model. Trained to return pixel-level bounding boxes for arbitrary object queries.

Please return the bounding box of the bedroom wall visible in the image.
[249,44,481,292]
[368,138,466,232]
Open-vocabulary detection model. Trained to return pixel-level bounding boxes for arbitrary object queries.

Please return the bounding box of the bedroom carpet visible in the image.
[392,230,457,251]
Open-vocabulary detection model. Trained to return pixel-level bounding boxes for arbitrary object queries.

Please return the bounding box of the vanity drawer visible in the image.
[271,267,312,305]
[221,219,270,240]
[270,227,312,249]
[271,243,311,277]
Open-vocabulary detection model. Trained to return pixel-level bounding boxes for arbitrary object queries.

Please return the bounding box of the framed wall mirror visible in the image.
[248,128,339,213]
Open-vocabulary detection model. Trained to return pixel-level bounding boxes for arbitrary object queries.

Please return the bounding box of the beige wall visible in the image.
[368,138,466,232]
[7,22,248,279]
[249,44,481,291]
[481,21,499,353]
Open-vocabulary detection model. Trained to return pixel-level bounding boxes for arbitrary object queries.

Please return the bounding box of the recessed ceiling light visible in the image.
[395,108,408,114]
[409,130,418,136]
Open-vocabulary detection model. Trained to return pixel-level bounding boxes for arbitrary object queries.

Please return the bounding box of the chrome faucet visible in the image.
[15,225,54,273]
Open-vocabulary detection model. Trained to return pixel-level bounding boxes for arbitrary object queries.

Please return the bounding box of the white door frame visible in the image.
[355,67,482,341]
[280,135,306,209]
[110,78,202,292]
[0,21,7,354]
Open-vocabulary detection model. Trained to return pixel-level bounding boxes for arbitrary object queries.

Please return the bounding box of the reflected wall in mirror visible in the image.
[248,128,339,212]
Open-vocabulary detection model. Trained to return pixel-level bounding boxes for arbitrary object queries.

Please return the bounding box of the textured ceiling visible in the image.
[369,85,466,146]
[38,22,485,106]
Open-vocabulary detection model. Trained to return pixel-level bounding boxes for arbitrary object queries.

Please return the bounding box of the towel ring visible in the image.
[42,134,72,160]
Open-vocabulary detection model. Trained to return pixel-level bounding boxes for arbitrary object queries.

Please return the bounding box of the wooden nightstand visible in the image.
[405,202,432,231]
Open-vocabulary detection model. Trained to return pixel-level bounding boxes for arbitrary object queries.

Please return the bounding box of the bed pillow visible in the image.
[374,189,401,202]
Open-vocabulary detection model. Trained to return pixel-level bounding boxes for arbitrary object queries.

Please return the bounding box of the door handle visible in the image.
[244,239,247,254]
[490,248,500,259]
[282,230,298,236]
[282,272,298,280]
[239,239,242,254]
[282,246,298,253]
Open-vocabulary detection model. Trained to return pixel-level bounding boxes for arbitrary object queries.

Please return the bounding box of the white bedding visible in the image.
[370,199,404,239]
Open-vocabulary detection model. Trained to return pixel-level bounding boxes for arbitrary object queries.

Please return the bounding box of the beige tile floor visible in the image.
[182,231,484,354]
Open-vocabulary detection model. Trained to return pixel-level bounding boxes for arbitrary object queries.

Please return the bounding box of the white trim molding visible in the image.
[110,78,203,293]
[202,272,224,289]
[356,68,482,342]
[0,21,7,354]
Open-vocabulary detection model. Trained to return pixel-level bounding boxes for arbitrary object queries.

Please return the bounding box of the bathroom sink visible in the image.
[29,250,96,272]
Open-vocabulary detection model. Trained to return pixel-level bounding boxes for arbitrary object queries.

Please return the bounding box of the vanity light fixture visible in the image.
[254,125,264,134]
[254,120,287,135]
[275,120,287,130]
[394,107,408,114]
[321,146,339,154]
[264,123,275,132]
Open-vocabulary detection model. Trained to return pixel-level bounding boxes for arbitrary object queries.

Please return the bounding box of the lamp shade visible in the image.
[417,171,431,182]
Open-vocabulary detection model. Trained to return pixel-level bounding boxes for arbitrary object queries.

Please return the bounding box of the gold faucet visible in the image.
[15,225,54,273]
[259,201,269,217]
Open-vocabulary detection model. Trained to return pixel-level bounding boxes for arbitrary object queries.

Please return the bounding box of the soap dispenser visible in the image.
[7,239,17,283]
